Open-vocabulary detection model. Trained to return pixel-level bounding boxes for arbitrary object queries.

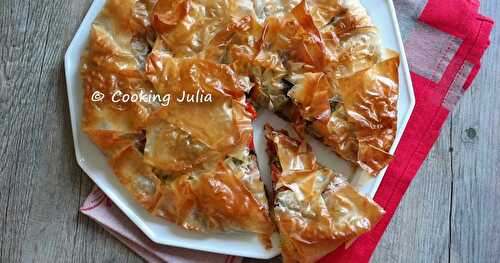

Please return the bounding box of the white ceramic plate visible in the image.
[64,0,415,259]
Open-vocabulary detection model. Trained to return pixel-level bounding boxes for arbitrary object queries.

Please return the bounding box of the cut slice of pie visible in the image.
[264,124,385,262]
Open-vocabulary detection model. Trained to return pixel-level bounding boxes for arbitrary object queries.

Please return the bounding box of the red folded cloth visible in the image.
[80,0,494,262]
[320,0,494,262]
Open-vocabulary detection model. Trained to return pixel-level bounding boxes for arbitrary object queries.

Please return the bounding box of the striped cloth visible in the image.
[320,0,494,262]
[80,0,494,262]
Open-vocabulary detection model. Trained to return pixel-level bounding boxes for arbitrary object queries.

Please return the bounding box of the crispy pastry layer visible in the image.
[265,125,385,262]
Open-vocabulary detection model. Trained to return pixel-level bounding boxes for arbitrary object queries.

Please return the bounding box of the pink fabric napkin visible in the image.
[80,0,494,262]
[80,187,242,263]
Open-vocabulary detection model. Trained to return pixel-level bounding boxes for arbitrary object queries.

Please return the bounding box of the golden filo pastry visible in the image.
[152,157,275,248]
[307,50,400,174]
[264,125,385,263]
[81,0,397,257]
[237,0,397,175]
[151,0,260,58]
[111,145,162,211]
[250,0,381,110]
[81,0,156,152]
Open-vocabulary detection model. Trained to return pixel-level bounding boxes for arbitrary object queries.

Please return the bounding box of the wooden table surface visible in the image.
[0,1,498,262]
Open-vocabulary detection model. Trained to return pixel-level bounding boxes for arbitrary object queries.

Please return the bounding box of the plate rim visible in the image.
[367,0,416,198]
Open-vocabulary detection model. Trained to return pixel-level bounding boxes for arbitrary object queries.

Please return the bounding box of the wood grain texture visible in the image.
[0,0,141,262]
[448,1,500,262]
[0,0,498,262]
[371,120,453,263]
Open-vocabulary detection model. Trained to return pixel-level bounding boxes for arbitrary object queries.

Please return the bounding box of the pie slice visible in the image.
[264,125,385,262]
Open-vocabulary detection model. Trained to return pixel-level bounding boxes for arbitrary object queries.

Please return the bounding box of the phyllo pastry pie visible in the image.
[264,125,385,262]
[81,0,398,257]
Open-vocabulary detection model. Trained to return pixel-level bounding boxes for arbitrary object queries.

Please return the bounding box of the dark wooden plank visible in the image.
[448,2,500,263]
[0,0,141,262]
